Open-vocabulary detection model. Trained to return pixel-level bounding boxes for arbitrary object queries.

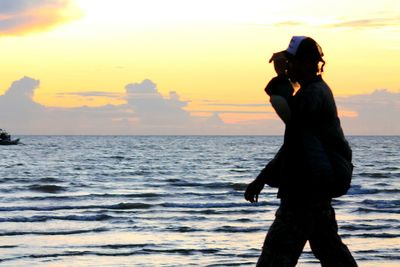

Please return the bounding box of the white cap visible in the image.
[286,36,307,56]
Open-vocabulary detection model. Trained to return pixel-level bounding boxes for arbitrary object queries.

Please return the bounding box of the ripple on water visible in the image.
[28,184,66,194]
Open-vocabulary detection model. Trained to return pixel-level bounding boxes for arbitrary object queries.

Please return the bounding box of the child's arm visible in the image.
[264,75,293,124]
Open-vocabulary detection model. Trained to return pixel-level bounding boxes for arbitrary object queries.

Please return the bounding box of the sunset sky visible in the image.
[0,0,399,135]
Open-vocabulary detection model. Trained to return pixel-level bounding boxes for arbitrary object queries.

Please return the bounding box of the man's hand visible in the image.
[269,51,287,76]
[244,179,264,203]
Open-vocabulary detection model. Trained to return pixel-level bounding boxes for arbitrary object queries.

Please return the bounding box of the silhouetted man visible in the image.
[244,36,357,266]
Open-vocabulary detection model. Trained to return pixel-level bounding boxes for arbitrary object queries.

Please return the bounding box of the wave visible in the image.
[341,223,399,231]
[28,184,66,193]
[380,188,400,193]
[213,225,262,233]
[355,252,400,261]
[99,192,163,198]
[0,247,221,263]
[0,202,153,212]
[11,192,163,202]
[161,201,265,209]
[107,155,125,160]
[380,166,399,171]
[88,243,154,249]
[141,248,220,255]
[356,207,400,214]
[0,214,113,223]
[361,199,400,209]
[342,232,399,239]
[4,163,24,169]
[38,177,64,183]
[165,226,201,233]
[348,185,379,195]
[109,202,152,209]
[229,168,249,173]
[166,180,250,191]
[0,227,108,236]
[229,183,248,191]
[356,172,392,178]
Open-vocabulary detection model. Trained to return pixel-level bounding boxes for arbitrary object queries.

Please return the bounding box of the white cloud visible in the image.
[325,17,400,29]
[57,91,122,98]
[0,77,46,129]
[0,77,398,135]
[253,16,400,30]
[0,77,123,134]
[0,77,227,135]
[125,79,192,125]
[337,89,400,135]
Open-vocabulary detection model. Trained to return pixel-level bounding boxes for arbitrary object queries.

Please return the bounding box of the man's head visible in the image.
[284,36,325,83]
[286,36,323,62]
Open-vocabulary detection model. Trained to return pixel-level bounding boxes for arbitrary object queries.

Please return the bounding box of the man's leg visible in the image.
[256,207,308,267]
[308,206,358,267]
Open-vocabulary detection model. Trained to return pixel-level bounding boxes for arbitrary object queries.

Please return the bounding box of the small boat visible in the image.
[0,138,20,145]
[0,129,20,145]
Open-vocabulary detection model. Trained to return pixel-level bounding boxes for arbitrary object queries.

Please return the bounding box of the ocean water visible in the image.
[0,136,399,267]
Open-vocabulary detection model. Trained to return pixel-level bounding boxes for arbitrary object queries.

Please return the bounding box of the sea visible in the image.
[0,136,399,267]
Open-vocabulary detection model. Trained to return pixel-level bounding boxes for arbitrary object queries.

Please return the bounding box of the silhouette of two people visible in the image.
[245,36,357,267]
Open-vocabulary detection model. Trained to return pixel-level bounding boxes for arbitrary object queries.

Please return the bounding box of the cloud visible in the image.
[0,76,45,114]
[0,77,398,135]
[192,110,271,114]
[248,20,306,28]
[204,103,267,108]
[0,0,80,36]
[0,77,120,134]
[0,77,227,135]
[57,91,123,98]
[252,16,400,30]
[337,89,400,135]
[125,79,192,125]
[325,17,400,29]
[270,20,306,27]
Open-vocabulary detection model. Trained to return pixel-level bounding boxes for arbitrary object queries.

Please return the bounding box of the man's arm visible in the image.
[244,145,285,203]
[270,95,291,124]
